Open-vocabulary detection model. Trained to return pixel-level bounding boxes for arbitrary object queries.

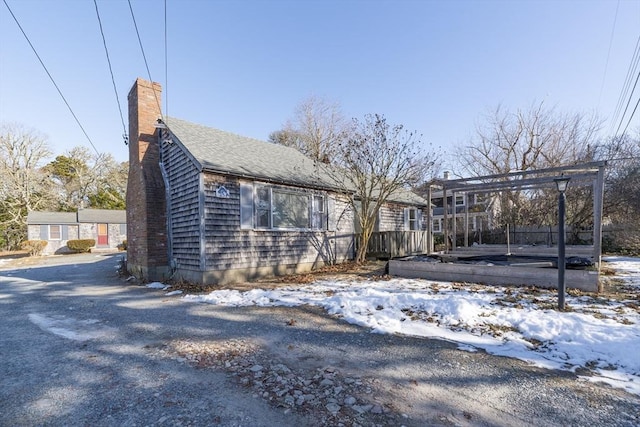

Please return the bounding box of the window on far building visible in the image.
[49,225,61,240]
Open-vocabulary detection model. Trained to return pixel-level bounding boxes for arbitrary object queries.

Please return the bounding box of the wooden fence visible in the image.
[363,231,430,259]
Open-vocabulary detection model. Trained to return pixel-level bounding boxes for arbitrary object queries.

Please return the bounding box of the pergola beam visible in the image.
[432,162,607,265]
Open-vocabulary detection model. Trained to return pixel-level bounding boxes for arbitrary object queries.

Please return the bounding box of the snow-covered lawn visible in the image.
[172,257,640,396]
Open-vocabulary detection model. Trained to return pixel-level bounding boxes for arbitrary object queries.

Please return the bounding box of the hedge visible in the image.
[67,239,96,253]
[20,240,48,256]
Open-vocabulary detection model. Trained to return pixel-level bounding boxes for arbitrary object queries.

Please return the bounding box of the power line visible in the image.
[620,95,640,137]
[597,0,620,110]
[93,0,128,145]
[128,0,163,121]
[610,35,640,135]
[2,0,100,156]
[614,69,640,138]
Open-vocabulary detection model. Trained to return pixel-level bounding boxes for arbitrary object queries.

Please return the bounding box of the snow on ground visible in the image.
[183,257,640,396]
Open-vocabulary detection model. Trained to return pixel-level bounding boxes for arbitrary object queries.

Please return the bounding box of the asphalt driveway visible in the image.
[1,253,638,426]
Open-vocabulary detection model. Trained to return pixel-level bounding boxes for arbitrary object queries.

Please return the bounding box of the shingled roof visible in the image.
[27,209,126,225]
[27,212,77,225]
[165,117,429,207]
[166,117,336,191]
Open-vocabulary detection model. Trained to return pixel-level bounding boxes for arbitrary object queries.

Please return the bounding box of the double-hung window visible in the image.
[404,208,422,231]
[49,225,61,240]
[311,195,326,230]
[256,186,272,228]
[240,183,327,231]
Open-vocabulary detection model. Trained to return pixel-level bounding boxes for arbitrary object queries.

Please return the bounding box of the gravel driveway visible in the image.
[1,253,638,426]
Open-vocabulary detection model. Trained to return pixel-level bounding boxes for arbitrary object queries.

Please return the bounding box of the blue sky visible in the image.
[1,0,638,167]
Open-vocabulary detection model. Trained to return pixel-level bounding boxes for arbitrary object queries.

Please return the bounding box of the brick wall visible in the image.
[126,78,168,280]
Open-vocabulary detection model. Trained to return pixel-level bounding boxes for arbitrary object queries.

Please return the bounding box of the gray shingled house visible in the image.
[26,209,126,255]
[126,78,429,284]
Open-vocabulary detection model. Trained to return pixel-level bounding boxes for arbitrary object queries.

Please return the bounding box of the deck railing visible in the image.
[363,231,431,259]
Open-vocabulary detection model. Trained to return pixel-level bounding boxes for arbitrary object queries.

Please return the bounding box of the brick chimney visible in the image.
[126,78,168,281]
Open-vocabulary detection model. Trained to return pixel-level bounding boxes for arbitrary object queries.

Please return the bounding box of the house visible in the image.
[126,78,429,284]
[430,190,492,236]
[26,209,126,254]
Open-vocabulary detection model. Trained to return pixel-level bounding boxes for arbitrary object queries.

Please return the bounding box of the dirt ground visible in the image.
[1,252,639,426]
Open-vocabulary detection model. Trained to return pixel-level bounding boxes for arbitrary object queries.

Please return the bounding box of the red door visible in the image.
[97,224,108,246]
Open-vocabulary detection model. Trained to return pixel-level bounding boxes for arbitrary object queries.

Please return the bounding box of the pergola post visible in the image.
[443,187,448,253]
[464,193,469,247]
[452,191,457,250]
[593,163,606,272]
[427,185,433,254]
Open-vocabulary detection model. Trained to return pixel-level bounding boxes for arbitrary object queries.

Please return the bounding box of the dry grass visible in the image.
[167,261,388,294]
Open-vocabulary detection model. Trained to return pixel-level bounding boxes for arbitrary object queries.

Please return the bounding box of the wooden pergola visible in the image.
[426,161,607,268]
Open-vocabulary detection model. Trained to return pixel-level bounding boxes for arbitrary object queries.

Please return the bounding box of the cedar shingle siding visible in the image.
[164,139,201,271]
[128,78,428,285]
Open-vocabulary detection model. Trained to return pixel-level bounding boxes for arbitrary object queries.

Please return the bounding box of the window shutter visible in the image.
[40,226,48,240]
[403,208,409,231]
[327,197,336,231]
[240,183,254,229]
[62,225,69,240]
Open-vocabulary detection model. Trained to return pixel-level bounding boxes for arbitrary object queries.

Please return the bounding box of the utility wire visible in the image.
[2,0,100,156]
[620,95,640,137]
[610,35,640,135]
[93,0,128,145]
[614,69,640,138]
[128,0,163,121]
[597,0,620,110]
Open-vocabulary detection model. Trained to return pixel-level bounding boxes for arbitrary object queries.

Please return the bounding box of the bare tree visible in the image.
[458,102,600,175]
[269,95,347,163]
[594,132,640,252]
[455,102,602,228]
[333,114,438,263]
[0,123,54,249]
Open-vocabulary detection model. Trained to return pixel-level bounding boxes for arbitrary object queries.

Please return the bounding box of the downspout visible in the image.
[158,130,176,278]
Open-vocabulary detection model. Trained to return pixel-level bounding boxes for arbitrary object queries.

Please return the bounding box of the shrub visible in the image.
[118,240,127,251]
[20,240,48,256]
[67,239,96,253]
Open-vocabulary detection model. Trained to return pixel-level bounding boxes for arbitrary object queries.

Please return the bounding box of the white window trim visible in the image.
[404,207,422,231]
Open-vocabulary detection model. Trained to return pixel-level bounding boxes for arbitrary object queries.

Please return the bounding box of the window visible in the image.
[240,183,327,231]
[273,190,309,229]
[256,186,271,228]
[49,225,61,240]
[312,195,326,230]
[455,194,465,206]
[404,208,422,231]
[432,219,442,233]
